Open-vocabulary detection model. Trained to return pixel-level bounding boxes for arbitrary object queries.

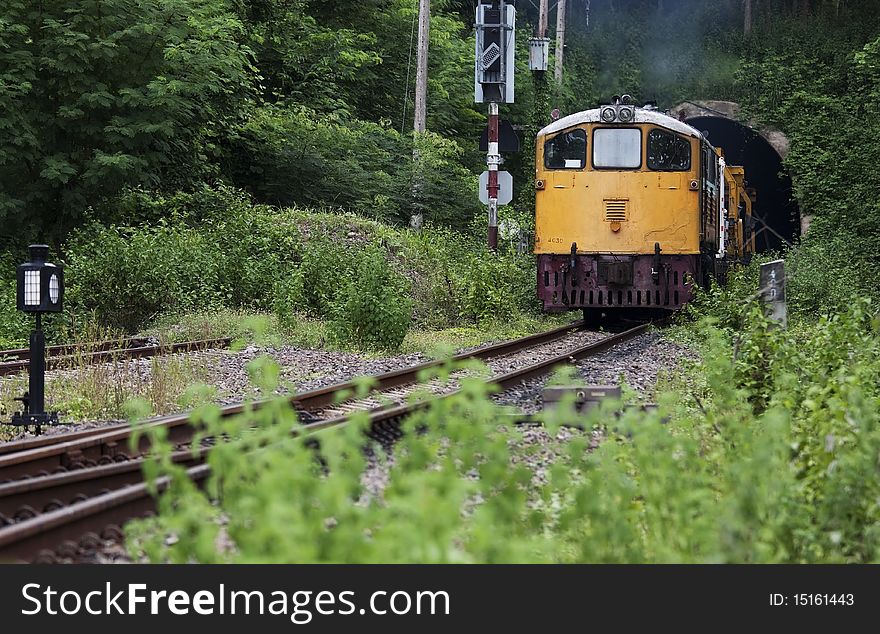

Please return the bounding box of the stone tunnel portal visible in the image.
[671,101,801,252]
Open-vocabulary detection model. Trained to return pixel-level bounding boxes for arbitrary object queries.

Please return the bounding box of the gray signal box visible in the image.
[474,1,515,104]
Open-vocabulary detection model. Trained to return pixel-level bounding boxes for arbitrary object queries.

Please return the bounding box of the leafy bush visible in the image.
[60,187,540,340]
[457,250,535,325]
[294,237,360,318]
[330,244,412,350]
[106,186,300,310]
[736,24,880,316]
[273,269,306,332]
[65,223,223,332]
[224,105,480,230]
[786,229,871,317]
[0,0,256,242]
[0,280,29,348]
[683,253,780,329]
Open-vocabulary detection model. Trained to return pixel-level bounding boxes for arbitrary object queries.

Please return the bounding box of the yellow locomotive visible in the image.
[534,96,754,321]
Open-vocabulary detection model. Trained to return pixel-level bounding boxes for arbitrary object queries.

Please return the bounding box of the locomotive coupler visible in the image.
[569,243,578,283]
[651,242,662,284]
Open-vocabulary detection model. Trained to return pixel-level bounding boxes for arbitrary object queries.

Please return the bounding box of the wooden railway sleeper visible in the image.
[101,440,127,461]
[62,449,86,470]
[31,524,123,564]
[13,505,37,522]
[79,531,101,557]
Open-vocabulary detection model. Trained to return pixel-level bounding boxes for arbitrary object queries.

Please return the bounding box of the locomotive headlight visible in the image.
[617,106,634,123]
[600,106,617,123]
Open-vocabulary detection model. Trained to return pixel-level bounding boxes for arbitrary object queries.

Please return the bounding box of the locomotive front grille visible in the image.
[603,199,628,222]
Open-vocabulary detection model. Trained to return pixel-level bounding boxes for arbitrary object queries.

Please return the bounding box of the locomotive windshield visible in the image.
[592,128,641,169]
[544,129,587,169]
[647,129,691,171]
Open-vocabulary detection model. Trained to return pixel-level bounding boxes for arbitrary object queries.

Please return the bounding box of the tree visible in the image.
[0,0,256,242]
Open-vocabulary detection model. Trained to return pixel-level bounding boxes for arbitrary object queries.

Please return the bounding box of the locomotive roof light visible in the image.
[599,95,638,124]
[16,244,64,314]
[617,106,635,123]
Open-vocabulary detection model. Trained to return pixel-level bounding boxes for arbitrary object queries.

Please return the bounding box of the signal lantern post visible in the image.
[12,245,64,435]
[475,0,515,253]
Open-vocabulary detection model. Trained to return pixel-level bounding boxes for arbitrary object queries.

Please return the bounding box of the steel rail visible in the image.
[0,337,155,362]
[0,337,233,377]
[0,320,653,563]
[0,465,212,562]
[0,320,586,476]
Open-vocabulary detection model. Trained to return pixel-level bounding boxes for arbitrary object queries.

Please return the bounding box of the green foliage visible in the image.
[225,105,479,229]
[65,222,223,331]
[683,253,779,329]
[234,0,480,138]
[330,244,413,350]
[736,18,880,315]
[0,0,256,241]
[0,279,29,348]
[458,249,535,325]
[273,269,306,332]
[295,237,359,318]
[129,301,880,563]
[59,187,540,341]
[65,187,300,331]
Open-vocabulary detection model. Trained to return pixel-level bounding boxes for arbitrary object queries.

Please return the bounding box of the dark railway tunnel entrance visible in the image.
[685,115,800,252]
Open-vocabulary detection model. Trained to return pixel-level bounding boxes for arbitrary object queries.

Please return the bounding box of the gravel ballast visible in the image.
[493,330,696,414]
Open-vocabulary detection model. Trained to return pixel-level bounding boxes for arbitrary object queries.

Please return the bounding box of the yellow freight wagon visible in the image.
[534,96,753,321]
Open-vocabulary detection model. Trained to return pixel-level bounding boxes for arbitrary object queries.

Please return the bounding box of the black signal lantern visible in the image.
[11,244,63,432]
[17,244,63,313]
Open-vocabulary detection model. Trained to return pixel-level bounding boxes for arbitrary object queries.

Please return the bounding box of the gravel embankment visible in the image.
[0,345,429,441]
[206,345,427,402]
[498,330,696,487]
[357,329,695,501]
[313,329,607,419]
[493,331,696,413]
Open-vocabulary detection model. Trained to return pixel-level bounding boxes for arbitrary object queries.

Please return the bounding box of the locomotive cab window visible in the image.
[593,128,641,169]
[703,144,718,184]
[544,129,587,169]
[647,129,691,171]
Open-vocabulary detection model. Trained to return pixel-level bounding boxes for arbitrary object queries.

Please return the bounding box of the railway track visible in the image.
[0,320,653,562]
[0,336,233,377]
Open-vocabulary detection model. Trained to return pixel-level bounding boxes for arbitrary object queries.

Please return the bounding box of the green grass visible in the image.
[0,352,209,440]
[400,313,575,358]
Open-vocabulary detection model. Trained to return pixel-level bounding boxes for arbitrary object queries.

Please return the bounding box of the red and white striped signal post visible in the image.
[475,0,515,252]
[487,102,500,250]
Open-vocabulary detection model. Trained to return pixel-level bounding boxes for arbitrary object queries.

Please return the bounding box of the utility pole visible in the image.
[743,0,752,36]
[554,0,567,86]
[413,0,430,134]
[538,0,549,37]
[410,0,430,230]
[516,0,550,252]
